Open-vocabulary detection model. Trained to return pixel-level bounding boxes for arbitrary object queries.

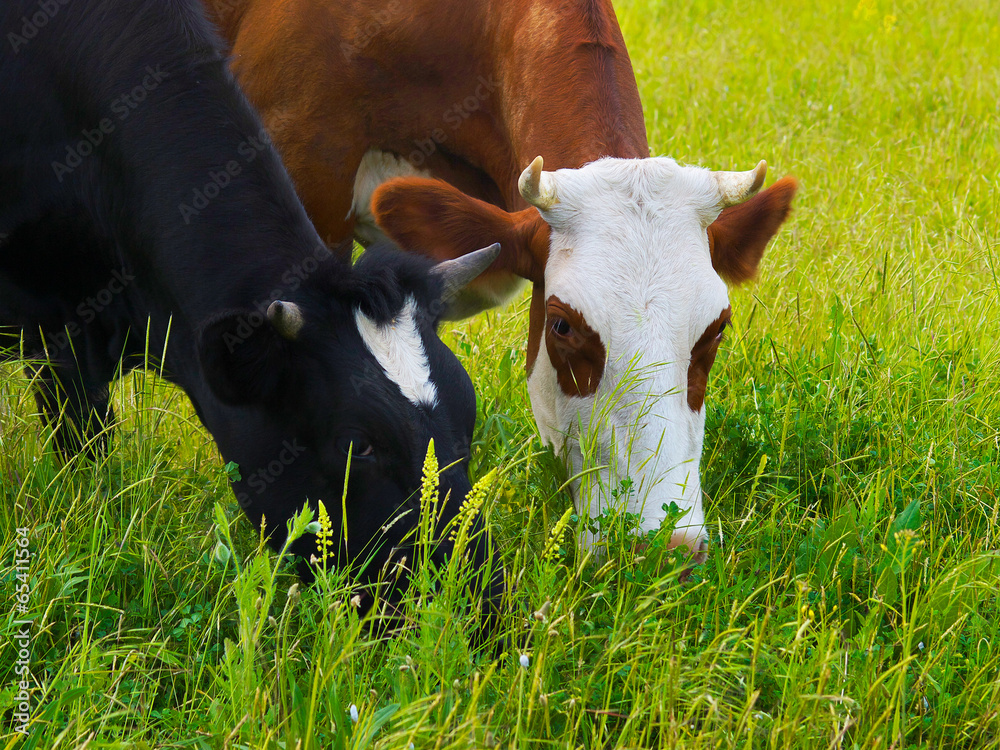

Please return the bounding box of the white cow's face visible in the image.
[523,157,767,556]
[371,154,797,562]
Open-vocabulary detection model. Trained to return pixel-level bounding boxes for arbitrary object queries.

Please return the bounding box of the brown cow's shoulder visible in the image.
[206,0,649,249]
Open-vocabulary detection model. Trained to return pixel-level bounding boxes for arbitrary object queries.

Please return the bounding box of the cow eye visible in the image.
[336,434,375,459]
[550,317,572,337]
[717,320,729,339]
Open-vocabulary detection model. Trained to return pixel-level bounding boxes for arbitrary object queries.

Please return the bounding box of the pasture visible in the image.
[2,0,999,746]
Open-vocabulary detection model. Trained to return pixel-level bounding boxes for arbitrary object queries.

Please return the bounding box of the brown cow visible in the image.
[206,0,797,557]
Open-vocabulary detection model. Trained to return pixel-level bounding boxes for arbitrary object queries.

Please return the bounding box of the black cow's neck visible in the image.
[76,7,327,314]
[49,1,337,380]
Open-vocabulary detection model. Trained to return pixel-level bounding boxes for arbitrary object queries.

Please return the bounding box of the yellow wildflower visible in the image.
[854,0,877,20]
[317,499,333,567]
[542,506,575,563]
[420,438,439,509]
[449,468,496,548]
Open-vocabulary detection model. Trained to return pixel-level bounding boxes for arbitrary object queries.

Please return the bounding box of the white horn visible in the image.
[518,156,559,211]
[267,300,305,340]
[714,160,767,208]
[432,243,502,303]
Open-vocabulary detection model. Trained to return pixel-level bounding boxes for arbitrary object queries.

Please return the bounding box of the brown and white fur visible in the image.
[204,0,798,556]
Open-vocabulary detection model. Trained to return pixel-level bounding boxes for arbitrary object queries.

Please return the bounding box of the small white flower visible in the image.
[305,521,321,534]
[349,704,359,723]
[918,642,925,651]
[519,653,530,669]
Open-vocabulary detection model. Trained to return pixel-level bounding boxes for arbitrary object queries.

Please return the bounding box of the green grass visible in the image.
[3,0,1000,746]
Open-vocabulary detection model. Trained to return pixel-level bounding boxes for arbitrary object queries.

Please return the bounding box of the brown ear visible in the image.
[708,176,798,285]
[372,177,549,284]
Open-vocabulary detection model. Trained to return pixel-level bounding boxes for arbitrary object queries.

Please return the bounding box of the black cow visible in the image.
[0,0,503,629]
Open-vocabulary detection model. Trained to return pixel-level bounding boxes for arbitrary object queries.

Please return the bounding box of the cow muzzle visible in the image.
[668,528,709,565]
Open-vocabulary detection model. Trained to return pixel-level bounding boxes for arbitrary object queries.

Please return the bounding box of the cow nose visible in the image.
[693,537,709,565]
[673,537,708,583]
[669,530,709,566]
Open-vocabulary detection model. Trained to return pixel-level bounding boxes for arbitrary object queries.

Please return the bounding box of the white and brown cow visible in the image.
[205,0,798,557]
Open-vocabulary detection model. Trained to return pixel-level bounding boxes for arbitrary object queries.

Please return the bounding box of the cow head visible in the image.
[195,243,503,617]
[373,158,796,561]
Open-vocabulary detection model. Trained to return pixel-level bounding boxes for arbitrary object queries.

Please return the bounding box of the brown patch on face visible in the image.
[687,307,732,411]
[544,296,606,397]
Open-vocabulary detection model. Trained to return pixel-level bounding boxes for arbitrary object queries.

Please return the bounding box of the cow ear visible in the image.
[197,310,294,406]
[372,176,549,291]
[707,176,798,286]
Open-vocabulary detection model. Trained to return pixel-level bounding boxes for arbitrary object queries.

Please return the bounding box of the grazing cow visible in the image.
[205,0,797,557]
[0,0,503,624]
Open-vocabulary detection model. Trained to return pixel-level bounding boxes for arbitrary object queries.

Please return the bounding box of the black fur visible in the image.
[0,0,501,636]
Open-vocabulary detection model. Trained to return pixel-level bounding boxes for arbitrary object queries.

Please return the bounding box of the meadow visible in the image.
[2,0,1000,746]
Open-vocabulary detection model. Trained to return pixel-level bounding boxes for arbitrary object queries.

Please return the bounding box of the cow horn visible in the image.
[267,300,305,340]
[432,243,502,302]
[518,156,559,210]
[714,160,767,208]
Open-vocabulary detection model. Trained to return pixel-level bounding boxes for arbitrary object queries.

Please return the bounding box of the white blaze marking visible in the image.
[354,296,438,408]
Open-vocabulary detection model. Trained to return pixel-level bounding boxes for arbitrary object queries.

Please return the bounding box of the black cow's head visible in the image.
[196,242,503,629]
